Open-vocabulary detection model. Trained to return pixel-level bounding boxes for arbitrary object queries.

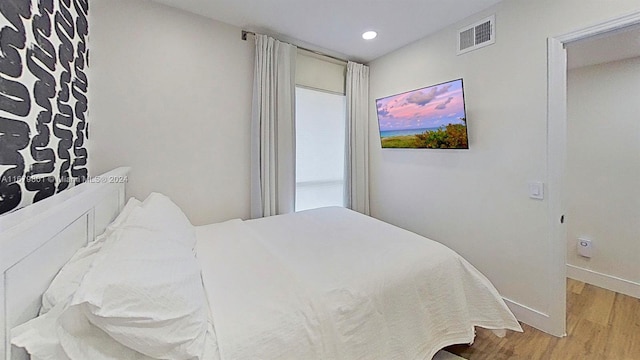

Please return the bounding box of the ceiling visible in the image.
[150,0,503,63]
[567,25,640,69]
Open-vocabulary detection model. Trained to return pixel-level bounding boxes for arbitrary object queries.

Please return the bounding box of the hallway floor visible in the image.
[446,279,640,359]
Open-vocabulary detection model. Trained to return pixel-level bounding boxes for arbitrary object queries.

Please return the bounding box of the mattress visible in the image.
[196,206,522,360]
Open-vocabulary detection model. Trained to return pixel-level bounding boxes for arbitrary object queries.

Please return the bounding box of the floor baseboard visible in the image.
[566,264,640,299]
[501,297,559,336]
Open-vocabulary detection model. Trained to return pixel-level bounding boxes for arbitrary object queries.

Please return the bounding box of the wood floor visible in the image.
[445,279,640,360]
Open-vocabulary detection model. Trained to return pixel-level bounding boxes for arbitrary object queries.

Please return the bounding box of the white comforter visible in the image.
[196,207,521,360]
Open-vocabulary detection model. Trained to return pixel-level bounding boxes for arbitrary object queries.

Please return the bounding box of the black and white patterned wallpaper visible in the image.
[0,0,88,215]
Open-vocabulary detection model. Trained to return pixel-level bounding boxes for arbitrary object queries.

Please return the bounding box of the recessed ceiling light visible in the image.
[362,31,377,40]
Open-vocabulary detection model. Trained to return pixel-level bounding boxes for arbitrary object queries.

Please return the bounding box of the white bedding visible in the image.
[11,195,220,360]
[196,207,522,360]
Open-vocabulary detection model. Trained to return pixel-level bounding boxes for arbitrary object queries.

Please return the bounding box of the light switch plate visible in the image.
[528,182,544,200]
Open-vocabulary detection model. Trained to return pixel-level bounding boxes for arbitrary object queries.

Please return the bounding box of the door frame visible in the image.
[546,9,640,337]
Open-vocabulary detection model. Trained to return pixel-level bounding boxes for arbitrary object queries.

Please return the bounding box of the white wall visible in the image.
[566,57,640,297]
[368,0,640,334]
[89,0,254,225]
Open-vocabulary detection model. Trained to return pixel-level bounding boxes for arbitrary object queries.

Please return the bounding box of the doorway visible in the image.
[547,10,640,337]
[564,27,640,297]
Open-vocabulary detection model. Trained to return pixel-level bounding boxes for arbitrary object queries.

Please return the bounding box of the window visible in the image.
[295,87,346,211]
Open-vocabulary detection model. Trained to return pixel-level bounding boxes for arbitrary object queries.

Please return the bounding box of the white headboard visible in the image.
[0,167,131,360]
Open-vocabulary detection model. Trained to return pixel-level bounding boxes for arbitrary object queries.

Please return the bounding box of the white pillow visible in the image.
[57,306,156,360]
[102,197,143,236]
[63,226,208,359]
[12,198,152,360]
[12,195,215,360]
[125,193,196,249]
[13,301,156,360]
[13,303,218,360]
[11,304,72,360]
[40,198,142,315]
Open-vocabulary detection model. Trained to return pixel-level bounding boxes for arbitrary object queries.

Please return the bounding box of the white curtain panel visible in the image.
[250,35,297,218]
[345,62,370,215]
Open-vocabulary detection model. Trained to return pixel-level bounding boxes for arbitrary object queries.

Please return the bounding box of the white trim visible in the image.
[547,9,640,339]
[555,10,640,43]
[567,265,640,299]
[502,298,553,335]
[545,36,568,338]
[1,274,5,360]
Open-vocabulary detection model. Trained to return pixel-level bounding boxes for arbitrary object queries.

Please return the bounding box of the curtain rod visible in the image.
[241,30,349,64]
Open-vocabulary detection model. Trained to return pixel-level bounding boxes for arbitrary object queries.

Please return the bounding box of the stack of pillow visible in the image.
[12,193,218,360]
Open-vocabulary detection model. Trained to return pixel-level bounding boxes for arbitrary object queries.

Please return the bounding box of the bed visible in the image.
[1,168,521,360]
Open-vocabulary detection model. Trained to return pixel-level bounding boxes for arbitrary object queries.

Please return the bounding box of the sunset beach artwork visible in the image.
[376,79,468,149]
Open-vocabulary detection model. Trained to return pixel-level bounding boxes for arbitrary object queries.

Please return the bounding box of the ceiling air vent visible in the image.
[457,15,495,55]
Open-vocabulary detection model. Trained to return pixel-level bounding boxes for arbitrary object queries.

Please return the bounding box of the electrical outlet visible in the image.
[528,182,544,200]
[577,238,593,258]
